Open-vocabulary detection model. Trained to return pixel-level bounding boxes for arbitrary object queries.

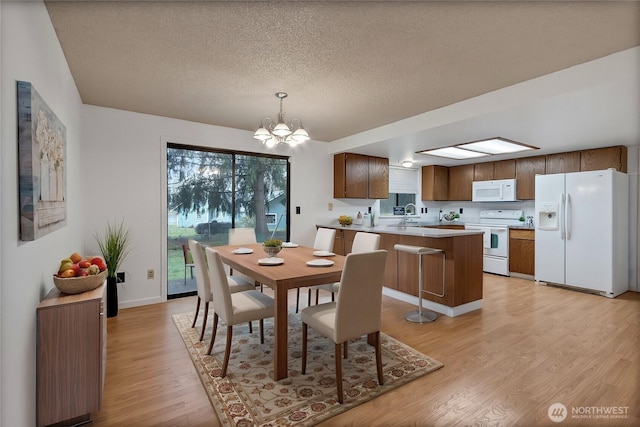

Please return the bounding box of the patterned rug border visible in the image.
[173,312,443,426]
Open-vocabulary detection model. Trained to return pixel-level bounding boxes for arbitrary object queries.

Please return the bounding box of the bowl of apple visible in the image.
[53,252,108,294]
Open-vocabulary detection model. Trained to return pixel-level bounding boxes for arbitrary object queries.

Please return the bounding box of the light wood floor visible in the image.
[92,275,640,426]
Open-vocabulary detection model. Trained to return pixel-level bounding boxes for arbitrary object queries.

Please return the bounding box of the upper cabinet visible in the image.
[421,165,449,201]
[448,164,474,201]
[473,162,494,181]
[545,151,580,174]
[493,159,516,179]
[580,146,627,173]
[334,153,389,199]
[515,156,546,200]
[368,156,390,199]
[472,159,516,181]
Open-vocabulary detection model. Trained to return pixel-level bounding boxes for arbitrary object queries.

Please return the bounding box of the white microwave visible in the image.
[472,179,517,202]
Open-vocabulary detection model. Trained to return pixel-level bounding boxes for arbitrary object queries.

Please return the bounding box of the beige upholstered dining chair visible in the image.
[301,250,388,403]
[227,228,259,287]
[308,232,381,305]
[295,227,336,313]
[188,239,254,342]
[205,247,275,377]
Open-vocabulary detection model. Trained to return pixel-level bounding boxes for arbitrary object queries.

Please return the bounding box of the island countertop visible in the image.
[316,223,485,238]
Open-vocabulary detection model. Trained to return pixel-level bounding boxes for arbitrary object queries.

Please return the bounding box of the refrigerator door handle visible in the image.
[565,192,571,240]
[560,193,566,239]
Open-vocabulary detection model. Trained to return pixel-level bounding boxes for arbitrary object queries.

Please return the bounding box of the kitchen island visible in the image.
[318,223,484,317]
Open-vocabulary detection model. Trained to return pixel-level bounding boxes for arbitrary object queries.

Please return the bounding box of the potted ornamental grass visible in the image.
[94,219,132,318]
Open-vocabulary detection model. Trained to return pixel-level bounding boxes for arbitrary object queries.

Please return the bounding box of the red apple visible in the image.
[78,268,89,277]
[78,260,91,269]
[70,263,81,274]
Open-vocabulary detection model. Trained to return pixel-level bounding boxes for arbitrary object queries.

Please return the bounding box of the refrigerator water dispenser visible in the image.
[537,202,559,230]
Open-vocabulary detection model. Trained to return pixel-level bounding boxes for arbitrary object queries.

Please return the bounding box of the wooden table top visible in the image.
[214,243,345,290]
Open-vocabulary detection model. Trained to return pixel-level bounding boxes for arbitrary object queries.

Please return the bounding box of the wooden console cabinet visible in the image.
[37,284,106,427]
[509,229,535,276]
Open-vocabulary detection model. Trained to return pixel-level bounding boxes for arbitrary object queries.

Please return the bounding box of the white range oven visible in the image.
[464,210,523,276]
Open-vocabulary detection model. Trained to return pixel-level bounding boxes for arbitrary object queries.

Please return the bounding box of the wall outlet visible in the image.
[147,269,154,279]
[116,272,125,283]
[328,202,333,211]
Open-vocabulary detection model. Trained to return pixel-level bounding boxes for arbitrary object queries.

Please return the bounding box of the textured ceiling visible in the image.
[45,1,640,147]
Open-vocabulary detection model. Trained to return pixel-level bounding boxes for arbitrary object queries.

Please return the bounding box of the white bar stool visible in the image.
[394,244,446,323]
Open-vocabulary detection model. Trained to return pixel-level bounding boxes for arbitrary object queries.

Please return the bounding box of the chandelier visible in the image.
[253,92,310,148]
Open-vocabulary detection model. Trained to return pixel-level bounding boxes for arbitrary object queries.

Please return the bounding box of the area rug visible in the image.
[173,312,443,426]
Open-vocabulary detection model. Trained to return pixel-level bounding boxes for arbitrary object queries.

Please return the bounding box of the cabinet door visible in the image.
[333,153,368,198]
[509,229,535,275]
[493,159,516,179]
[447,164,474,200]
[421,165,448,201]
[545,151,580,174]
[368,156,389,199]
[473,162,494,181]
[580,146,627,173]
[516,156,545,200]
[343,229,357,254]
[333,229,345,255]
[379,233,400,290]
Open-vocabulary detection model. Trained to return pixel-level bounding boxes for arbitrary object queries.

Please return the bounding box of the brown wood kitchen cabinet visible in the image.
[515,156,546,200]
[334,153,389,199]
[37,284,106,427]
[545,151,581,174]
[447,164,474,200]
[421,165,449,201]
[493,159,516,179]
[473,162,494,181]
[368,155,390,199]
[509,228,535,276]
[580,146,627,173]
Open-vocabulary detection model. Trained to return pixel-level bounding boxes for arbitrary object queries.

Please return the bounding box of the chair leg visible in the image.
[221,325,233,377]
[307,289,312,307]
[207,313,219,355]
[191,296,201,328]
[259,319,264,344]
[374,331,384,385]
[331,292,335,302]
[315,289,320,305]
[199,301,209,342]
[248,321,253,333]
[296,288,301,313]
[335,342,343,404]
[343,342,348,359]
[301,323,308,374]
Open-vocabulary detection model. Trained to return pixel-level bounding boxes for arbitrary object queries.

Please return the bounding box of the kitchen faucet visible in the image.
[401,203,417,225]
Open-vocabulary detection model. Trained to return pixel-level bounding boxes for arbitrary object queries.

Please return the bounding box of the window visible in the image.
[166,144,289,298]
[380,193,416,216]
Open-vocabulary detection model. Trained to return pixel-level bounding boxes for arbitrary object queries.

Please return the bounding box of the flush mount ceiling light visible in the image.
[402,160,414,168]
[417,137,537,160]
[253,92,310,148]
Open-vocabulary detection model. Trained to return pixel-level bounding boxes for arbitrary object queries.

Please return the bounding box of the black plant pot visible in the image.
[107,276,118,318]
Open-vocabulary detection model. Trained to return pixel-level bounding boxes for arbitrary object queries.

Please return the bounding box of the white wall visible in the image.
[1,2,84,426]
[81,106,335,307]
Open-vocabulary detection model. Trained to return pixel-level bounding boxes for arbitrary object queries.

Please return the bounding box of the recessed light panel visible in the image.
[417,137,537,160]
[418,147,489,160]
[458,138,535,154]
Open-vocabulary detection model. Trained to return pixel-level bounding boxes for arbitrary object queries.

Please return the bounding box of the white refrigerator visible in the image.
[534,169,628,297]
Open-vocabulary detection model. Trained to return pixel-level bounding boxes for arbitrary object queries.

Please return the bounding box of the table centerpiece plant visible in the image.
[262,238,283,258]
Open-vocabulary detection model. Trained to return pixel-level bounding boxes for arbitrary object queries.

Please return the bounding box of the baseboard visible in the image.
[382,287,482,317]
[118,296,163,309]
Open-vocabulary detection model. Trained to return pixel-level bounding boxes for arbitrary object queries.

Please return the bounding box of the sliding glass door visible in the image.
[166,144,289,298]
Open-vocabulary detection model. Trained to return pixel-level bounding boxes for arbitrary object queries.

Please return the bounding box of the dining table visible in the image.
[215,243,345,381]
